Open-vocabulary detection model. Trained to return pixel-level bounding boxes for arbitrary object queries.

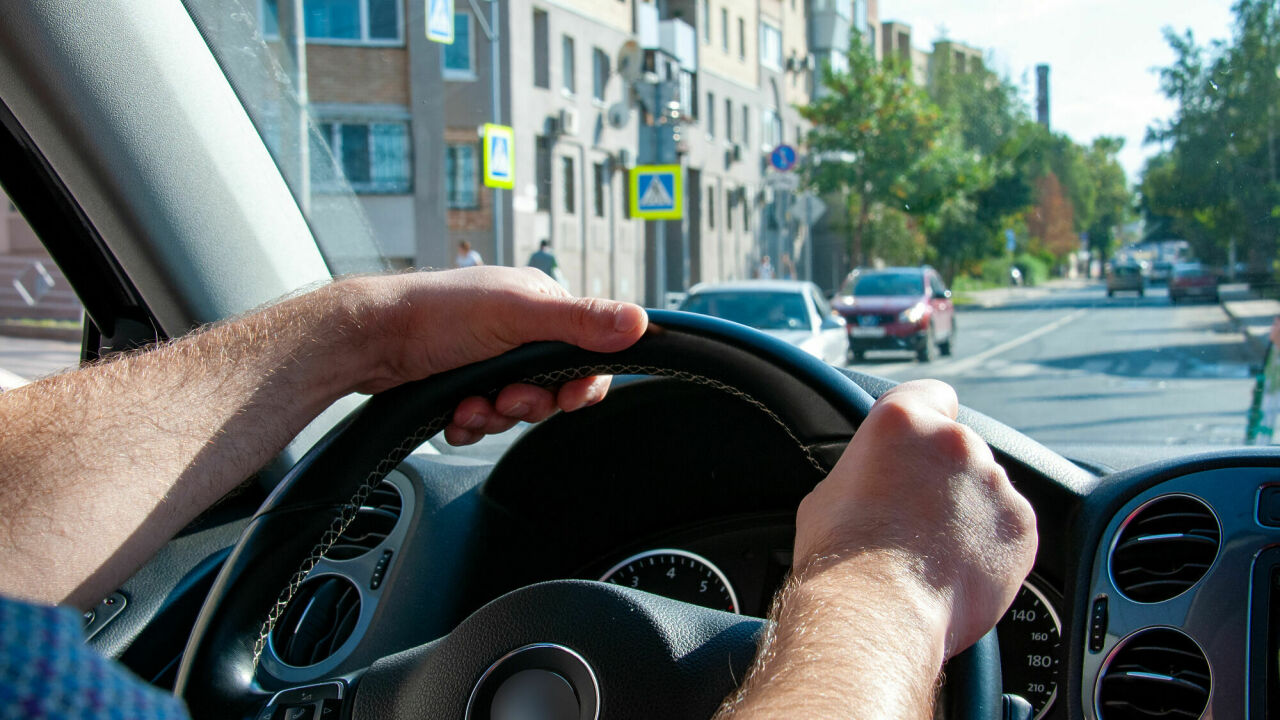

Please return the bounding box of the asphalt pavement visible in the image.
[850,281,1261,448]
[0,334,80,388]
[0,280,1264,453]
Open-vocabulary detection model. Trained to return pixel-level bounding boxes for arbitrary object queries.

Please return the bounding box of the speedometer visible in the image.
[599,548,740,614]
[996,578,1063,719]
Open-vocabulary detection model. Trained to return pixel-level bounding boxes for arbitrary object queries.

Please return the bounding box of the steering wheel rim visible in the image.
[174,309,998,719]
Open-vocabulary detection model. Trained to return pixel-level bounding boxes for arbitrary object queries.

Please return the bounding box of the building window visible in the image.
[443,13,474,77]
[445,144,478,208]
[562,35,577,95]
[741,104,751,148]
[533,10,550,88]
[592,48,610,102]
[742,193,750,230]
[535,136,552,211]
[593,162,606,217]
[314,120,411,193]
[720,8,729,53]
[725,98,734,141]
[760,22,782,70]
[737,17,746,59]
[562,156,576,214]
[761,107,781,149]
[706,91,715,137]
[262,0,401,44]
[707,185,715,229]
[726,188,734,230]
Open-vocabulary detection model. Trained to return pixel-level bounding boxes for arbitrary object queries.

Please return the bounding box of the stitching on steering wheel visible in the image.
[250,365,826,668]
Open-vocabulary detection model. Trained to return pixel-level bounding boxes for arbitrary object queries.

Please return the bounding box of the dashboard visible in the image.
[168,372,1280,720]
[581,519,1065,719]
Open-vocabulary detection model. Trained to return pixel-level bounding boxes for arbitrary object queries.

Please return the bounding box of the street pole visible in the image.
[470,0,504,266]
[653,79,666,305]
[279,0,309,215]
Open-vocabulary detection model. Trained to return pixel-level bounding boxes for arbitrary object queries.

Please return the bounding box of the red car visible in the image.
[1168,263,1220,304]
[832,267,956,362]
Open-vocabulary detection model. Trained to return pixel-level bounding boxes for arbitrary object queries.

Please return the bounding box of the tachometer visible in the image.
[996,578,1062,719]
[599,548,739,614]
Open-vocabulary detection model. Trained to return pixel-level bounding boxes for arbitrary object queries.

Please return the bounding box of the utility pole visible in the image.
[278,0,310,215]
[470,0,504,265]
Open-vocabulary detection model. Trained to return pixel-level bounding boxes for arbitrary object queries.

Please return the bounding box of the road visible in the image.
[849,282,1260,448]
[0,283,1263,453]
[0,334,80,388]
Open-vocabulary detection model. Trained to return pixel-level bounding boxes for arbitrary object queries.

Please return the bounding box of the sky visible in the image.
[877,0,1238,183]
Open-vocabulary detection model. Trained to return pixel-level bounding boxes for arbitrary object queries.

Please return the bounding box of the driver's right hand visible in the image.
[793,379,1038,658]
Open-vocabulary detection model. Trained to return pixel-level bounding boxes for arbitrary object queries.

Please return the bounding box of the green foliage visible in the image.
[801,27,1134,280]
[1139,0,1280,275]
[799,28,946,265]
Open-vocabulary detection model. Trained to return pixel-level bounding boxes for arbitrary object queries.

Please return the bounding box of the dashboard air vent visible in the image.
[1109,494,1219,603]
[1096,628,1210,720]
[271,576,361,667]
[325,481,403,561]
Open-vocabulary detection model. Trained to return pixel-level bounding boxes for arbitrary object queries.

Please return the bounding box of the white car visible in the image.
[678,281,848,365]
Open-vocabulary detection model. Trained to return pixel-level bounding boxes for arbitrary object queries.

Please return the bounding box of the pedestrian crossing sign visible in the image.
[483,123,515,189]
[426,0,454,44]
[629,165,683,219]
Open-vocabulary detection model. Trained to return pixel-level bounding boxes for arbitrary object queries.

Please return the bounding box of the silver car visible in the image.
[678,281,848,365]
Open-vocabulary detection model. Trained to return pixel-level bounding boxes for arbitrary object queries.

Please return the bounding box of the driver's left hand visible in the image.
[341,267,648,446]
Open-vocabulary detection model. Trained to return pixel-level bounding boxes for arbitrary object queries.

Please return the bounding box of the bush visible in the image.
[974,253,1049,287]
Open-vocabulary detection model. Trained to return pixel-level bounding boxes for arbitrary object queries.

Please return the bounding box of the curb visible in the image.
[1219,297,1272,358]
[0,323,82,342]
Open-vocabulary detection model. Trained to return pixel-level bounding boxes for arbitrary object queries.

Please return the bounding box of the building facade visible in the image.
[250,0,857,305]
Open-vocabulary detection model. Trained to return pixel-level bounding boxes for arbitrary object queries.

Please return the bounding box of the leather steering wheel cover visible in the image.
[173,309,995,719]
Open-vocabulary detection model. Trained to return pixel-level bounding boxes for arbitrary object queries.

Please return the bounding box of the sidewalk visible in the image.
[958,277,1093,308]
[1219,283,1280,356]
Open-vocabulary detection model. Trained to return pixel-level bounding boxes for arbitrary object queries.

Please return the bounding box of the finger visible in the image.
[452,396,495,432]
[443,424,483,446]
[497,269,648,353]
[495,384,559,423]
[875,379,960,420]
[556,375,612,412]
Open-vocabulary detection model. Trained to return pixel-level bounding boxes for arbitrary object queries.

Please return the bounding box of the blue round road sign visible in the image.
[770,144,797,172]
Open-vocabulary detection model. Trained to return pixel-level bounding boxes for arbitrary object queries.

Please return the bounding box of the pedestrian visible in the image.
[455,240,483,268]
[780,252,797,280]
[527,239,565,287]
[758,255,775,280]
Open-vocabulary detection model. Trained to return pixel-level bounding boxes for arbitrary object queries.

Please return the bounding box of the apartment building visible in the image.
[251,0,874,304]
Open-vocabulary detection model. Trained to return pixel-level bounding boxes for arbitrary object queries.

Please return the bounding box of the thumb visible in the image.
[512,293,649,353]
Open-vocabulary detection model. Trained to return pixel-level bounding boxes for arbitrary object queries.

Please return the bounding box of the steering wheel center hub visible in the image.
[467,644,599,720]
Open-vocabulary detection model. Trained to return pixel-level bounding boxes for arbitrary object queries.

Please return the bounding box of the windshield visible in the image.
[845,272,925,297]
[4,0,1258,463]
[681,291,810,330]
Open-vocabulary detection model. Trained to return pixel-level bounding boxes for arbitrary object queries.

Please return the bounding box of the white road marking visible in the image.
[0,368,28,389]
[932,308,1090,376]
[1081,360,1112,374]
[1141,361,1179,377]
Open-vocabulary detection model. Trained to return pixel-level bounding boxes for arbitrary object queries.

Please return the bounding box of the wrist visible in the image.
[791,547,951,663]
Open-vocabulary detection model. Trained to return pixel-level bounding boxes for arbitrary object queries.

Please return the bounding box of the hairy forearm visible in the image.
[0,280,382,608]
[715,553,948,720]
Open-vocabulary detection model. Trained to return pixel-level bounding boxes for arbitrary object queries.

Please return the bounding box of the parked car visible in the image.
[831,267,955,362]
[1106,262,1145,297]
[678,281,847,365]
[1149,260,1174,285]
[1169,262,1220,303]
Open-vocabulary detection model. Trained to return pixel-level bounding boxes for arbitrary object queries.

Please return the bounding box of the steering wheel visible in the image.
[174,310,1002,720]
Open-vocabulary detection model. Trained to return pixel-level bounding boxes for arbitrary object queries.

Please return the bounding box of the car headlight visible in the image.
[898,303,927,324]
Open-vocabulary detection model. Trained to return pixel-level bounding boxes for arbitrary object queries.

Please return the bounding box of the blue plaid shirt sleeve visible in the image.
[0,594,191,719]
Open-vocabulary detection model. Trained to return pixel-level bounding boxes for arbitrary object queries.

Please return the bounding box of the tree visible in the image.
[1027,172,1078,261]
[1083,137,1132,264]
[799,29,946,267]
[1141,0,1280,275]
